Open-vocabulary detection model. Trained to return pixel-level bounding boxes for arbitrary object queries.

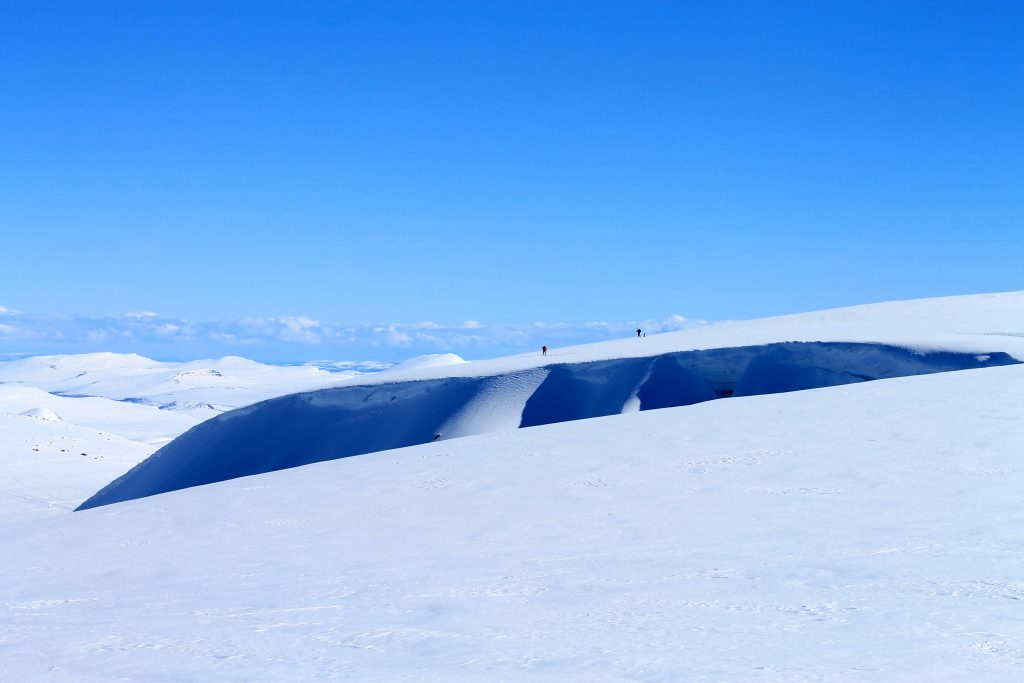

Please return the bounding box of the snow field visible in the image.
[0,384,204,524]
[3,365,1024,680]
[0,354,391,523]
[0,352,380,420]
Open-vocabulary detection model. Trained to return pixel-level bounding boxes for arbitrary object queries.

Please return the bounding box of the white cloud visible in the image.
[0,310,709,355]
[276,316,322,344]
[656,314,697,331]
[210,331,262,345]
[374,325,413,346]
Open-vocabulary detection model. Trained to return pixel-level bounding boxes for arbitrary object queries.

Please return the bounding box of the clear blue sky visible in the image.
[1,1,1021,360]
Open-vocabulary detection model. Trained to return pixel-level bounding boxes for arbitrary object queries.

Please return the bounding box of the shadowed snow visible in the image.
[78,342,1018,509]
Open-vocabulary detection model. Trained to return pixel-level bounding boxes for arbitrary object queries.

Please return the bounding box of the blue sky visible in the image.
[2,1,1021,361]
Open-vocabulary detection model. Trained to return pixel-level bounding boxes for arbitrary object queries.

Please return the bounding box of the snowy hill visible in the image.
[0,352,381,419]
[0,354,387,523]
[3,363,1024,680]
[80,292,1024,510]
[0,400,155,525]
[0,384,199,525]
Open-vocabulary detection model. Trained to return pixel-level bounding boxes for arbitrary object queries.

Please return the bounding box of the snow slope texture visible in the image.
[6,364,1024,681]
[0,352,379,420]
[0,384,204,524]
[0,353,389,523]
[78,341,1018,509]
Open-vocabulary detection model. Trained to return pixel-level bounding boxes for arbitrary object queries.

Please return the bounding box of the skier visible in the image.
[542,345,548,356]
[637,328,642,338]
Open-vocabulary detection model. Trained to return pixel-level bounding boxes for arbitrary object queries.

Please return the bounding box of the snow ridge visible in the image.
[78,341,1018,510]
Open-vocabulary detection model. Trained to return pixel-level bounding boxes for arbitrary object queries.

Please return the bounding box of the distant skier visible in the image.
[637,328,642,338]
[542,345,548,356]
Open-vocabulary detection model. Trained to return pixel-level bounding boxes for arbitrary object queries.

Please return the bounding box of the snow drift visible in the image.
[18,407,61,422]
[8,363,1024,681]
[78,341,1017,510]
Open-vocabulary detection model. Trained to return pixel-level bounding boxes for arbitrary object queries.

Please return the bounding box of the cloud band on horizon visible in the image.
[0,307,705,361]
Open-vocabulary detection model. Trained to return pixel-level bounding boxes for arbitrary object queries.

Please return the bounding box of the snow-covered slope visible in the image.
[0,352,377,420]
[380,352,467,374]
[0,384,200,524]
[4,365,1024,681]
[0,354,387,523]
[0,384,198,445]
[81,293,1024,510]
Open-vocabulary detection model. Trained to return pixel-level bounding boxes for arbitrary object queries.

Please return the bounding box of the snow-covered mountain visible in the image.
[3,292,1024,681]
[80,292,1024,510]
[3,354,1024,680]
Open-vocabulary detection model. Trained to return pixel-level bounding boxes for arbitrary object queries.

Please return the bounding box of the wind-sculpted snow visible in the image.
[9,364,1024,681]
[78,342,1018,510]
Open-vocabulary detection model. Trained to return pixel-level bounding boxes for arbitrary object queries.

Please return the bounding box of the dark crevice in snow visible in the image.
[77,342,1019,510]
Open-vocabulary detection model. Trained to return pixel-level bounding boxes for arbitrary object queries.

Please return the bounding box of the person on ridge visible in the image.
[637,328,642,338]
[542,345,548,356]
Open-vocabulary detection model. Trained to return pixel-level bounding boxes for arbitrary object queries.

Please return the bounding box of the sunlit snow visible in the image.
[2,293,1024,681]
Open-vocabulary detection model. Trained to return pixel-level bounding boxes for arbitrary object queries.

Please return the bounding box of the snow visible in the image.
[81,340,1020,510]
[0,384,197,445]
[348,291,1024,384]
[4,292,1024,679]
[0,355,385,524]
[382,352,467,374]
[0,352,373,420]
[18,407,61,421]
[3,364,1024,680]
[0,406,153,526]
[0,384,202,525]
